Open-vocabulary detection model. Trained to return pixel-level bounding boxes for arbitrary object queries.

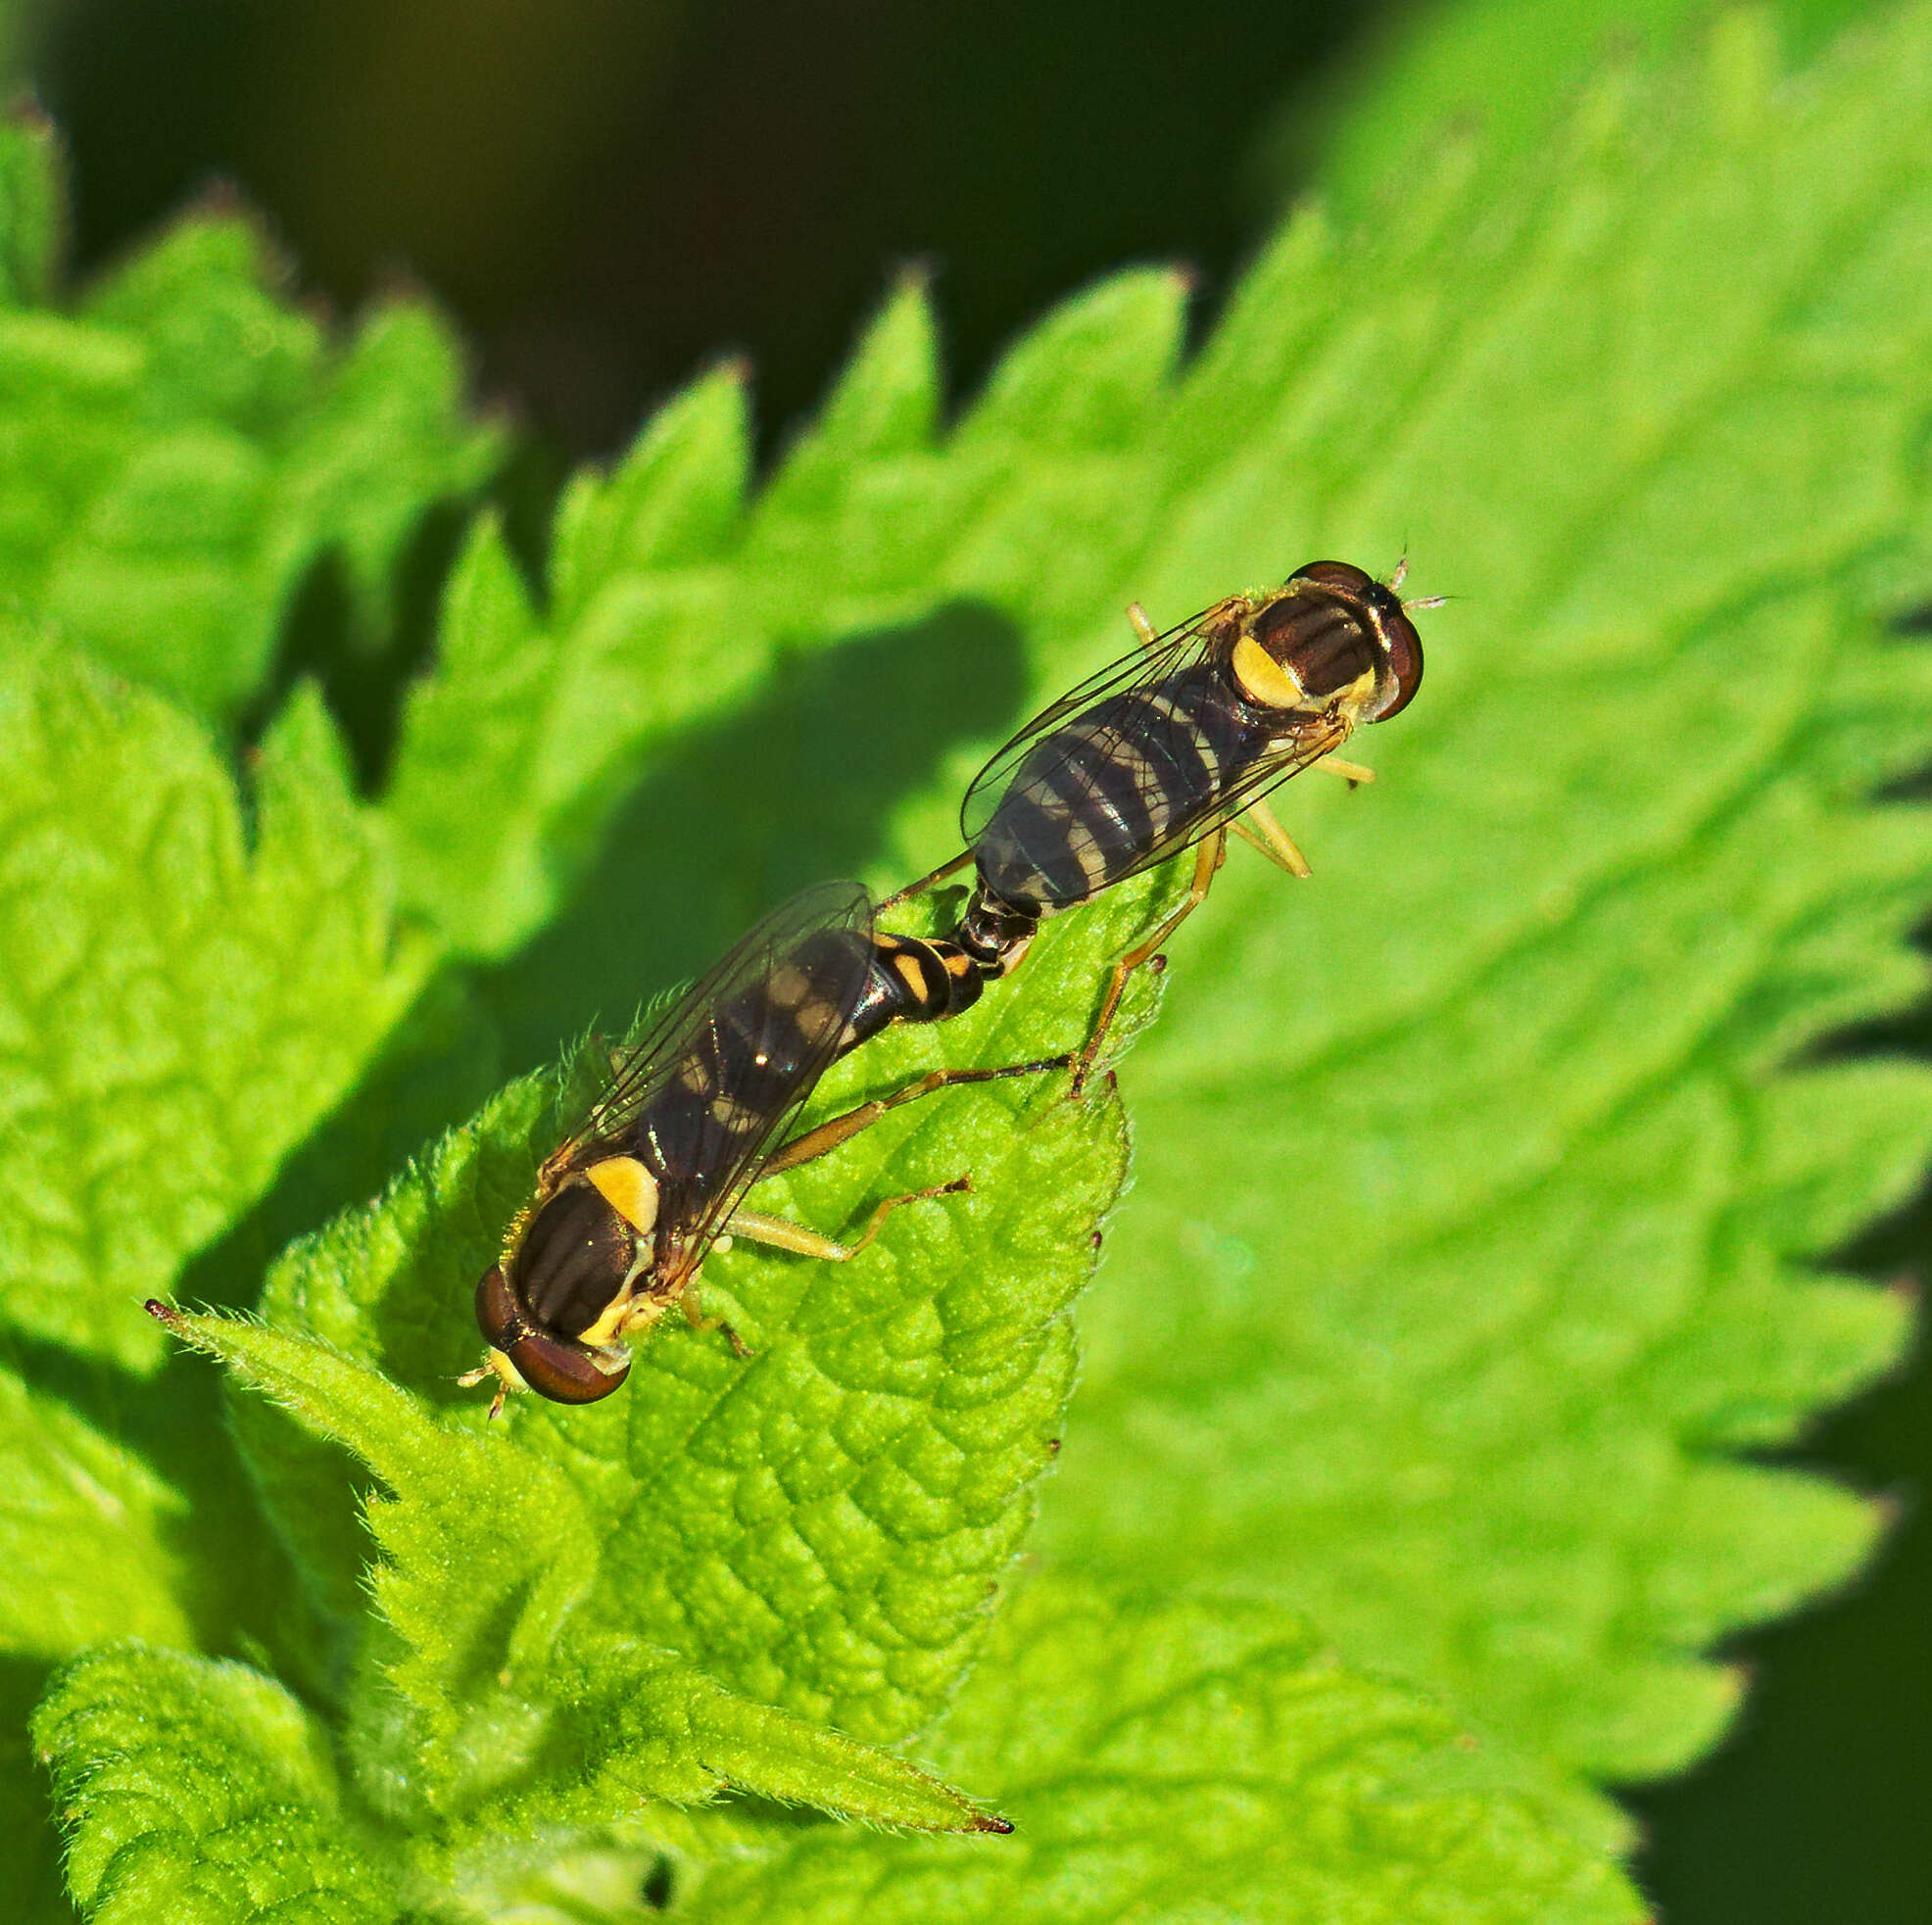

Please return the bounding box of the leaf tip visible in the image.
[973,1810,1016,1835]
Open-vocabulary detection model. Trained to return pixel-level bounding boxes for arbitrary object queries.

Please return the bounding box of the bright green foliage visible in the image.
[0,115,498,727]
[0,642,432,1370]
[155,1307,1005,1843]
[34,1643,399,1925]
[238,872,1148,1750]
[5,4,1932,1920]
[373,0,1932,1798]
[685,1574,1639,1925]
[379,268,1189,965]
[1042,2,1932,1781]
[1277,0,1876,221]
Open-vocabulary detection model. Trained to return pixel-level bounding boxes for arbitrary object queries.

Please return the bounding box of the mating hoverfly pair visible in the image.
[463,560,1433,1414]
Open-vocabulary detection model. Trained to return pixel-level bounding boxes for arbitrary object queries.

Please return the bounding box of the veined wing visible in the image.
[960,599,1239,844]
[965,603,1348,897]
[549,882,876,1266]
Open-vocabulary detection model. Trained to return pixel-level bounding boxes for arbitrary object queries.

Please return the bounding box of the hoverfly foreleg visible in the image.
[725,1176,972,1263]
[678,1291,752,1357]
[1313,755,1376,784]
[1230,800,1313,880]
[1071,826,1228,1097]
[761,1055,1073,1176]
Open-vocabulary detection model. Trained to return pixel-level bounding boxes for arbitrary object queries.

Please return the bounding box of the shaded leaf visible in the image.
[0,144,497,725]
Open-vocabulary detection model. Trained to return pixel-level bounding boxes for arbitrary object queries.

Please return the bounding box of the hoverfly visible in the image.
[882,559,1433,1089]
[464,882,1062,1412]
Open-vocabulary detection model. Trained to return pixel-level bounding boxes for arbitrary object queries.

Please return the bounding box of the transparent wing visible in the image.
[960,602,1232,844]
[550,882,876,1266]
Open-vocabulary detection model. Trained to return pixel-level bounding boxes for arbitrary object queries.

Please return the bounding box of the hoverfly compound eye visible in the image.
[1367,606,1425,721]
[474,1265,522,1349]
[1289,559,1376,593]
[507,1329,632,1405]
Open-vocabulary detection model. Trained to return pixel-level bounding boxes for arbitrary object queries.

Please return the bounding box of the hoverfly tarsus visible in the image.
[463,881,1068,1413]
[885,558,1433,1092]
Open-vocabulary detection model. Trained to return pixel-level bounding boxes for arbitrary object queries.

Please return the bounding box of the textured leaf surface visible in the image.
[242,875,1153,1751]
[34,1643,397,1925]
[685,1573,1640,1925]
[0,643,432,1369]
[156,1306,1005,1845]
[0,117,498,726]
[372,2,1932,1798]
[1036,5,1932,1780]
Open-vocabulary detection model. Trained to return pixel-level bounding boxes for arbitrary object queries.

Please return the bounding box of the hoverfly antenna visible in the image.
[1387,553,1410,593]
[1405,593,1450,611]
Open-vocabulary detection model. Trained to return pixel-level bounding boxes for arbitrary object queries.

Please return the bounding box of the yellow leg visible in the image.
[877,848,974,913]
[1127,601,1160,651]
[677,1287,751,1357]
[724,1177,971,1262]
[1071,828,1226,1096]
[762,1055,1071,1176]
[1231,798,1312,880]
[1314,755,1375,784]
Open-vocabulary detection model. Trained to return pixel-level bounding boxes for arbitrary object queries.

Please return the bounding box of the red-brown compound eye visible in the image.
[506,1329,632,1404]
[474,1262,631,1405]
[1289,558,1377,594]
[1369,607,1425,721]
[474,1265,521,1348]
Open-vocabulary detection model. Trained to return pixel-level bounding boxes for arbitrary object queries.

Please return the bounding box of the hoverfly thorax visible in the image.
[1231,559,1425,728]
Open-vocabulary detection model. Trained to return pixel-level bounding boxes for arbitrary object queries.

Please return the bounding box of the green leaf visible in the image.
[682,1572,1641,1924]
[0,151,498,726]
[33,1642,399,1925]
[153,1306,1005,1846]
[381,270,1188,966]
[0,641,433,1370]
[371,0,1932,1807]
[0,1359,195,1660]
[233,872,1152,1756]
[0,108,60,308]
[1261,0,1876,223]
[1037,1,1932,1783]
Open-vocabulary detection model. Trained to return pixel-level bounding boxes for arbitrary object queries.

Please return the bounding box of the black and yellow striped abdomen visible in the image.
[973,661,1274,912]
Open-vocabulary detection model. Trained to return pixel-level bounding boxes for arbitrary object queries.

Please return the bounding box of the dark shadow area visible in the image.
[479,600,1027,1076]
[173,969,506,1323]
[31,0,1384,461]
[641,1854,676,1908]
[235,499,475,794]
[0,1654,68,1919]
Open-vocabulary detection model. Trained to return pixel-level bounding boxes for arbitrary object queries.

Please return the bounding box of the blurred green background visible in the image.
[10,1,1928,1916]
